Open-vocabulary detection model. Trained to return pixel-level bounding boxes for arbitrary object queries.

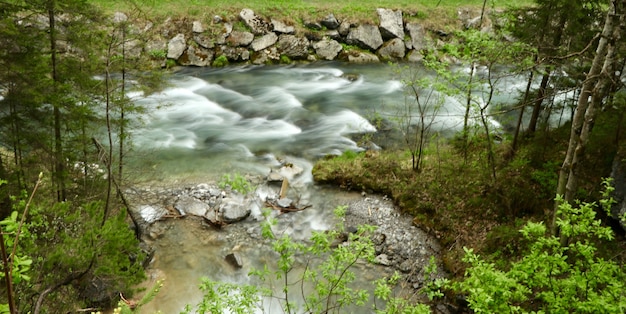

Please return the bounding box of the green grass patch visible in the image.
[92,0,535,31]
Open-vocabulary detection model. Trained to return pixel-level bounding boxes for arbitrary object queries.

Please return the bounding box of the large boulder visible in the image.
[313,38,343,60]
[276,35,310,59]
[320,13,340,30]
[377,38,405,60]
[251,47,280,64]
[166,33,186,59]
[377,8,404,39]
[180,45,214,66]
[405,23,427,51]
[174,195,209,216]
[193,34,214,49]
[218,46,250,61]
[220,199,251,223]
[250,32,278,51]
[227,31,255,47]
[346,24,383,51]
[138,205,168,224]
[338,20,352,37]
[239,8,272,35]
[272,19,295,34]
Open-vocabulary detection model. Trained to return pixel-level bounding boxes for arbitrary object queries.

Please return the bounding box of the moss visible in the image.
[212,55,229,67]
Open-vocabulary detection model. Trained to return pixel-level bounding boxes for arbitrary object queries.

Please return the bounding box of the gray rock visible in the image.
[112,12,128,24]
[239,8,272,35]
[267,171,284,182]
[375,254,392,266]
[220,199,251,223]
[145,38,167,55]
[276,35,309,59]
[347,51,380,63]
[314,38,343,60]
[347,24,383,51]
[193,34,215,49]
[277,198,292,208]
[377,8,404,39]
[124,39,143,59]
[181,45,214,67]
[138,205,168,223]
[174,195,209,216]
[304,20,322,30]
[320,13,340,30]
[227,31,255,47]
[325,30,342,41]
[192,20,204,33]
[225,252,244,269]
[250,32,278,51]
[338,20,352,37]
[219,46,250,61]
[167,33,186,59]
[377,38,405,60]
[399,259,414,273]
[213,15,223,23]
[407,50,424,63]
[271,19,295,34]
[405,23,426,51]
[252,47,280,64]
[222,22,233,35]
[203,209,221,225]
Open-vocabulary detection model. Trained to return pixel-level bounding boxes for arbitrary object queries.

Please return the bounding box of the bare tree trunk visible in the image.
[103,40,114,227]
[463,62,476,162]
[512,70,535,154]
[48,1,66,202]
[554,0,625,233]
[527,72,550,134]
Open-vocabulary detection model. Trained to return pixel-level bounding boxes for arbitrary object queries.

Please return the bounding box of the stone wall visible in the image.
[120,7,494,67]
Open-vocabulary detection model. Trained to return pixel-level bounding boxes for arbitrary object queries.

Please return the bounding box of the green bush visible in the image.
[218,173,254,194]
[455,181,626,313]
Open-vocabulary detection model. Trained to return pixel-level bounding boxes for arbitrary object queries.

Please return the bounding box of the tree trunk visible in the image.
[527,72,550,134]
[554,0,625,233]
[463,62,476,162]
[511,70,535,154]
[48,1,66,202]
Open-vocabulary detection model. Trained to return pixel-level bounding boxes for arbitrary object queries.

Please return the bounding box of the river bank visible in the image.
[106,5,504,69]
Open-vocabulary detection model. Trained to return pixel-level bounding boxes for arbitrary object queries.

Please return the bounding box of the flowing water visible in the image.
[126,62,554,312]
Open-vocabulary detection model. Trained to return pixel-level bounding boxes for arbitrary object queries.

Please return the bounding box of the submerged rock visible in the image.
[225,252,244,269]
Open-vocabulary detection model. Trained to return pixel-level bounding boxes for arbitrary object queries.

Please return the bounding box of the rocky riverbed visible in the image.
[128,173,448,312]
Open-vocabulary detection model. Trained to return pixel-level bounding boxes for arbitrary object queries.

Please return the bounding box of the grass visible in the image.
[92,0,535,32]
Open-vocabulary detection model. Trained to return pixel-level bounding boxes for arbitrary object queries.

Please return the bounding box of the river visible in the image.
[125,62,550,313]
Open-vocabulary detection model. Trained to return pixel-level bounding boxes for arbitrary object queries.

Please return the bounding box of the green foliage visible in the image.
[26,201,146,310]
[530,160,560,197]
[107,280,163,314]
[456,182,626,313]
[185,206,432,313]
[218,173,254,194]
[149,49,166,59]
[212,55,229,67]
[165,58,177,68]
[279,55,292,64]
[0,211,33,285]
